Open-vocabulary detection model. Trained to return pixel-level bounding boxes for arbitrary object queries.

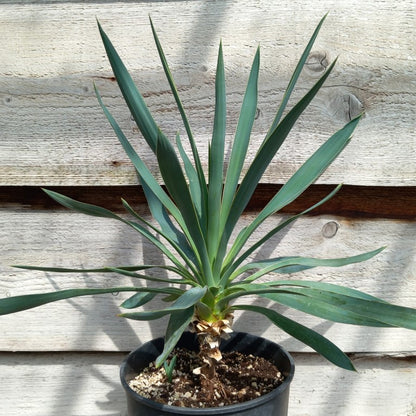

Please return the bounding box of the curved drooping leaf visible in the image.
[43,189,190,274]
[270,287,416,330]
[235,280,415,329]
[12,265,153,273]
[119,286,207,320]
[232,247,385,282]
[0,286,178,315]
[260,292,391,327]
[121,198,199,274]
[43,188,119,219]
[262,280,387,301]
[233,304,355,371]
[106,267,189,285]
[14,263,191,285]
[120,292,157,309]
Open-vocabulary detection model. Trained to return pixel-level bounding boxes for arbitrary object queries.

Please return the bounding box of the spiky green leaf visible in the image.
[156,132,213,285]
[97,21,159,151]
[220,47,260,236]
[220,185,342,285]
[207,41,226,262]
[149,16,207,205]
[234,304,355,370]
[223,115,361,269]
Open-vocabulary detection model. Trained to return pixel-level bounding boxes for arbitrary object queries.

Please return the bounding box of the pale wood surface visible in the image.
[0,0,415,186]
[1,208,415,353]
[0,352,415,416]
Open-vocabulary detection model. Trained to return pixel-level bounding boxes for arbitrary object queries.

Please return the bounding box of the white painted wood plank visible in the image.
[0,1,415,186]
[0,352,415,416]
[0,352,127,416]
[291,354,416,416]
[1,208,415,352]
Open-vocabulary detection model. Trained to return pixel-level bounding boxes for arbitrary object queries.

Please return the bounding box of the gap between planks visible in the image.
[2,184,416,219]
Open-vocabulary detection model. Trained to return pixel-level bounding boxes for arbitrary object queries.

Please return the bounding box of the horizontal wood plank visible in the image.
[0,351,415,416]
[2,185,416,218]
[0,0,415,186]
[1,208,415,352]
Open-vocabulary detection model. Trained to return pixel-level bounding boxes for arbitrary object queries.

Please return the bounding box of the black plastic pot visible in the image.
[120,332,295,415]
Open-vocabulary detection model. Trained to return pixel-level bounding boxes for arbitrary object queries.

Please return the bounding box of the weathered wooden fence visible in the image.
[0,1,415,415]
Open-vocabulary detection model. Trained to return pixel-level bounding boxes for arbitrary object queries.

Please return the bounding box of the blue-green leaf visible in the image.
[97,21,159,151]
[121,198,199,275]
[149,16,207,205]
[278,287,416,330]
[12,265,152,273]
[234,304,355,371]
[155,306,195,367]
[220,185,342,284]
[43,188,119,219]
[220,47,260,234]
[233,247,385,282]
[43,189,189,274]
[176,133,204,227]
[120,286,206,320]
[223,115,361,267]
[207,41,226,262]
[218,56,339,270]
[156,132,213,285]
[0,287,176,315]
[261,293,390,327]
[121,292,157,309]
[107,267,188,284]
[267,14,328,134]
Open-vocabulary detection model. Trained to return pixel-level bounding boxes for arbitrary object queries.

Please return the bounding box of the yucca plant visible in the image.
[1,15,415,387]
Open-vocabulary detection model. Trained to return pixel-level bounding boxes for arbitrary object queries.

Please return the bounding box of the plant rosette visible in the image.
[1,14,416,413]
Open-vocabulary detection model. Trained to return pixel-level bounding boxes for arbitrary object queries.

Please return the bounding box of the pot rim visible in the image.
[120,332,295,414]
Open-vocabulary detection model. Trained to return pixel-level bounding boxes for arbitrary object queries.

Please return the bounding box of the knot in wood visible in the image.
[304,51,329,77]
[327,91,364,122]
[322,221,339,238]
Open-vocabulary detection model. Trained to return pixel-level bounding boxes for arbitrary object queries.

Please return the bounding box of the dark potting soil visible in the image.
[128,348,284,408]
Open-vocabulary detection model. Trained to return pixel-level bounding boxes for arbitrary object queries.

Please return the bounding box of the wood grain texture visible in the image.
[0,352,415,416]
[0,0,415,186]
[1,208,415,352]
